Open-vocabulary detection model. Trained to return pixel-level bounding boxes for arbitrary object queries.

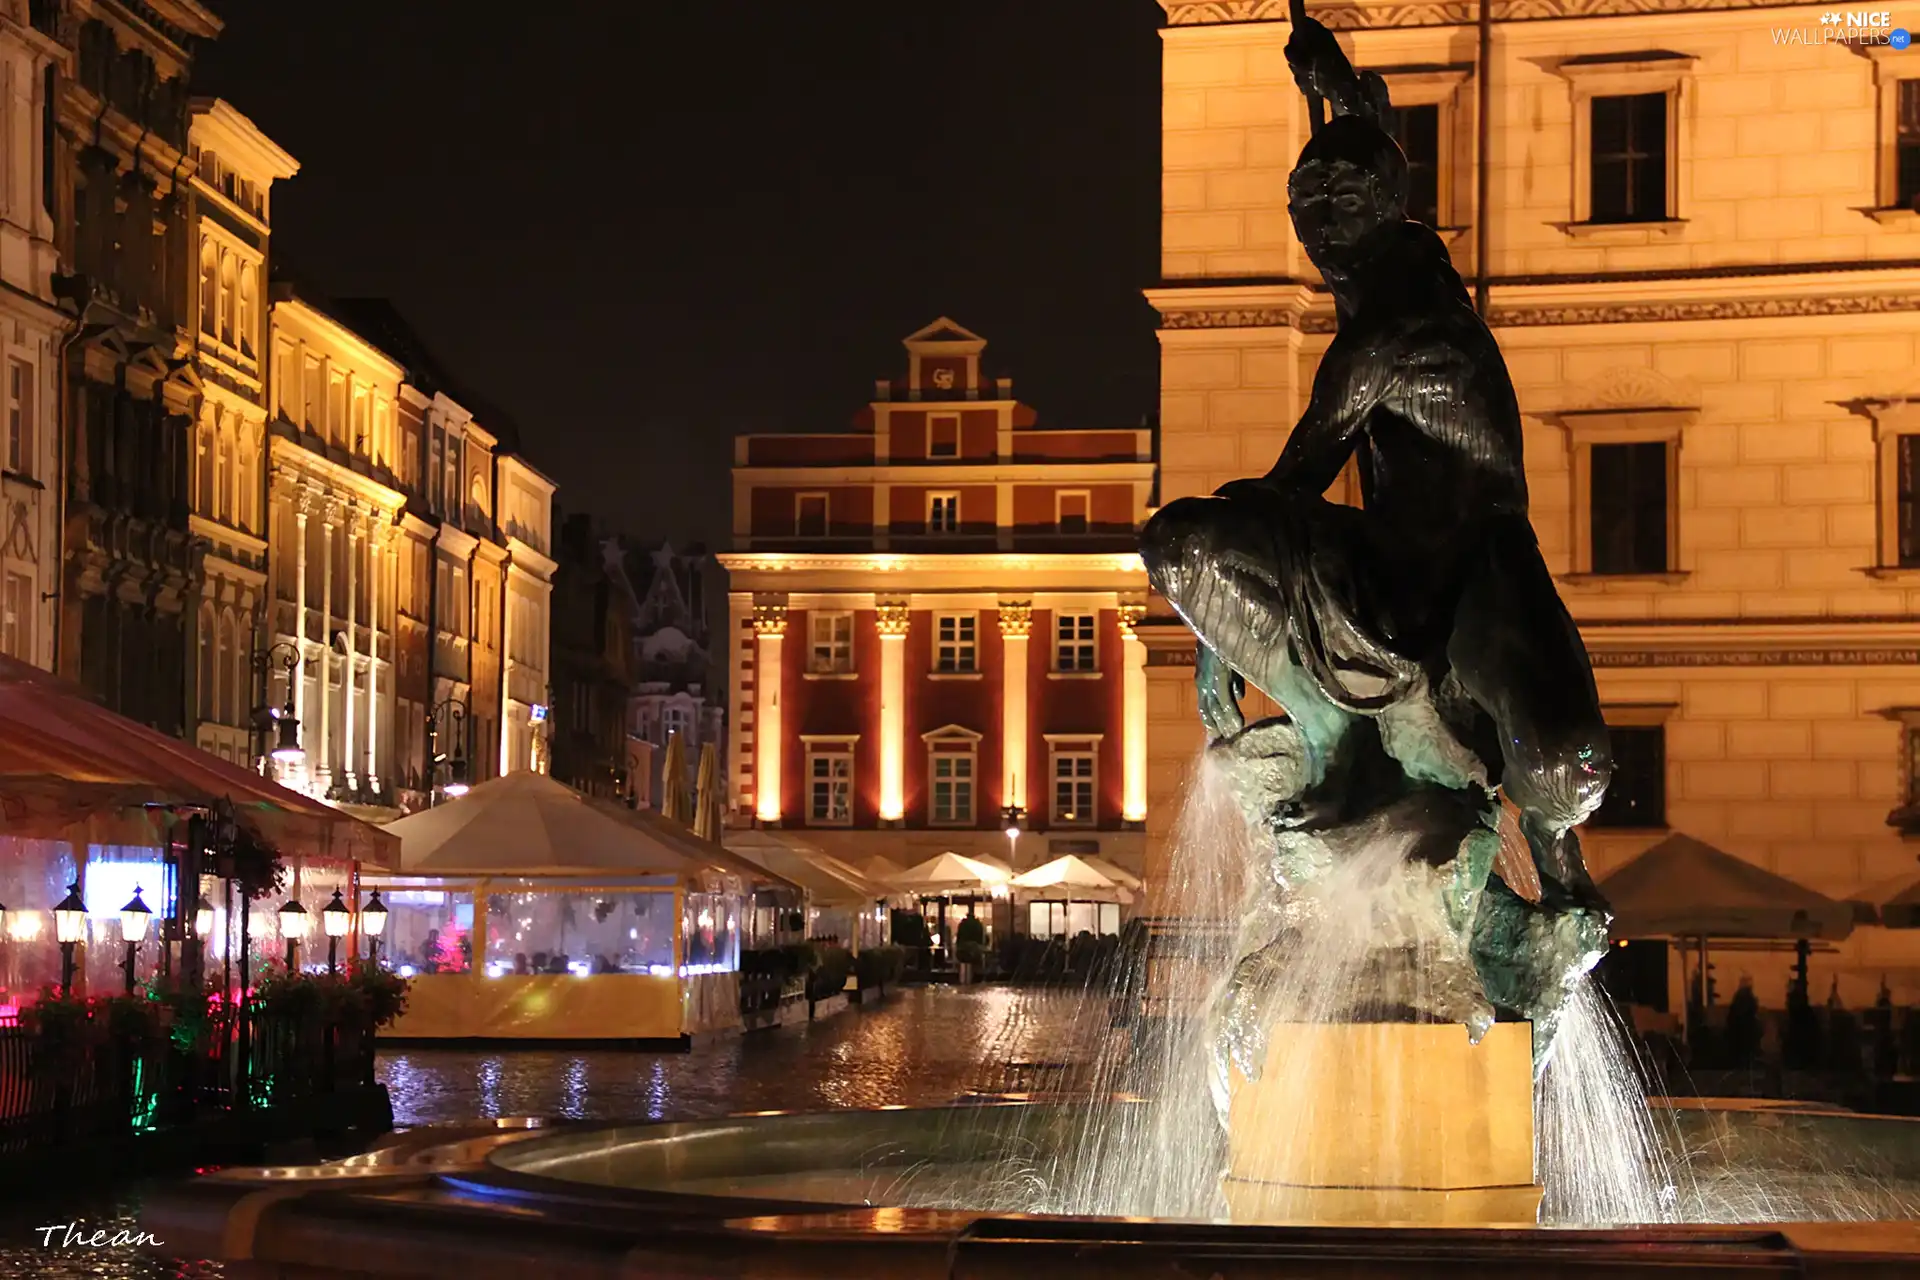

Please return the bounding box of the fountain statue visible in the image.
[1139,8,1616,1223]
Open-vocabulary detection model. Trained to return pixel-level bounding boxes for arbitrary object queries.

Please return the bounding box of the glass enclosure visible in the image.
[378,882,475,976]
[483,890,677,976]
[681,892,740,974]
[1027,900,1121,938]
[0,837,80,1013]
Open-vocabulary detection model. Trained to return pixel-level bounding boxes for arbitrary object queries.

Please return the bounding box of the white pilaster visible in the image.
[317,510,334,788]
[877,601,909,822]
[368,523,383,790]
[1120,602,1148,823]
[344,513,359,787]
[999,602,1031,812]
[753,601,787,823]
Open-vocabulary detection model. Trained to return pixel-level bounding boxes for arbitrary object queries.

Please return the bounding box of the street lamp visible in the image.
[361,890,387,965]
[194,896,215,940]
[428,697,471,803]
[1000,799,1025,868]
[279,899,309,971]
[52,882,86,996]
[253,641,304,774]
[119,887,151,995]
[322,890,350,974]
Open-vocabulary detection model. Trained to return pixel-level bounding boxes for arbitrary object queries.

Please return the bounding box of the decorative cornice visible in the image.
[998,602,1034,638]
[1145,642,1919,668]
[717,551,1147,575]
[1157,294,1920,332]
[1160,0,1806,28]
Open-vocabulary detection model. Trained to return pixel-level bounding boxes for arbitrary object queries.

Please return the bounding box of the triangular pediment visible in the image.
[920,723,984,743]
[904,316,985,348]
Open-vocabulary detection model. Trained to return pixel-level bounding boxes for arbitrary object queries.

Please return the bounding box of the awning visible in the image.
[1010,854,1133,904]
[888,852,1010,894]
[1599,832,1854,941]
[385,770,797,891]
[1875,872,1920,928]
[724,830,882,905]
[0,654,396,866]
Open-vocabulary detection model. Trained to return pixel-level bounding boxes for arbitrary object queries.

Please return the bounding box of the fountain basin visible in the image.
[143,1099,1920,1278]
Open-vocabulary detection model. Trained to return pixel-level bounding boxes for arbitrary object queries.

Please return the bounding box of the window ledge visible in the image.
[1561,218,1688,242]
[1558,571,1691,587]
[1864,207,1920,227]
[1861,565,1920,581]
[928,671,983,681]
[801,671,859,681]
[1046,670,1102,681]
[1,470,44,491]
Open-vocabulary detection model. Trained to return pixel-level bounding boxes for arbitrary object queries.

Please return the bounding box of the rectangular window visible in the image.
[1052,747,1096,826]
[1900,80,1920,210]
[1028,900,1065,938]
[1590,441,1668,575]
[1,571,31,661]
[807,747,853,826]
[328,374,348,445]
[303,358,323,433]
[931,750,974,825]
[928,415,960,459]
[1896,435,1920,570]
[1589,725,1665,829]
[934,613,976,673]
[808,611,854,674]
[1057,490,1090,534]
[1590,93,1667,224]
[795,492,828,537]
[1055,613,1097,672]
[5,358,31,475]
[1385,103,1441,227]
[928,492,959,534]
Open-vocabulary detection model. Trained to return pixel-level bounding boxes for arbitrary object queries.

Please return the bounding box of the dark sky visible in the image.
[195,1,1166,549]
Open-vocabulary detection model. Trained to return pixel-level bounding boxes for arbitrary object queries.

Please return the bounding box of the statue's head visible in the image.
[1288,115,1409,267]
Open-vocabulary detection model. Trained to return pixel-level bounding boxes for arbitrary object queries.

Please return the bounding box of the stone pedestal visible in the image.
[1223,1021,1541,1225]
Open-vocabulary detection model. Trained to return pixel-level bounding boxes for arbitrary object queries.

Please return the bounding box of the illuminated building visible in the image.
[622,541,725,810]
[186,98,297,767]
[1148,1,1920,997]
[0,0,64,673]
[719,319,1152,879]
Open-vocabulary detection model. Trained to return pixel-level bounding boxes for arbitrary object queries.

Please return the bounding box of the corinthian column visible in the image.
[293,492,310,785]
[876,600,910,823]
[317,503,337,790]
[343,508,359,788]
[1120,600,1148,823]
[368,521,384,790]
[998,602,1032,813]
[753,600,787,823]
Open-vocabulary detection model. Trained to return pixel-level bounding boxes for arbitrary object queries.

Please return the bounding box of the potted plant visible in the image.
[955,916,987,984]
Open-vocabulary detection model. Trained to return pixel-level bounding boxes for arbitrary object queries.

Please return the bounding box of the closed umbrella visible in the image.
[661,733,690,826]
[693,741,721,841]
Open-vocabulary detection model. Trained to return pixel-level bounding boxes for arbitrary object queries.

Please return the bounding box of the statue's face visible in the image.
[1288,158,1397,262]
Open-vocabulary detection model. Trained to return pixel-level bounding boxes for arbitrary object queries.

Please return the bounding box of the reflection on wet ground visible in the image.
[0,987,1100,1279]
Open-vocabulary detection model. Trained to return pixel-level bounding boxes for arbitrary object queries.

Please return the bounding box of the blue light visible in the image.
[1893,27,1912,49]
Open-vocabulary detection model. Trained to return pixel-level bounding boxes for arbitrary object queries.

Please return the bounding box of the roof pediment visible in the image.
[904,316,985,350]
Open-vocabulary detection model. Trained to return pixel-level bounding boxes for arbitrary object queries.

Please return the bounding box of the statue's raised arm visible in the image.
[1284,2,1392,127]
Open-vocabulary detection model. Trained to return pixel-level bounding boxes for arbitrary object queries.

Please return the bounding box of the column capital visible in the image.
[997,601,1033,638]
[876,598,911,637]
[752,600,788,637]
[1118,599,1148,637]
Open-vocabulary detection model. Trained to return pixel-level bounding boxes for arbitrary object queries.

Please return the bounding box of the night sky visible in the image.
[195,1,1166,549]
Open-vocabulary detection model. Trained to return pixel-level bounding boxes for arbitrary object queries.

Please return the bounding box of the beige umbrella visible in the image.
[661,732,690,826]
[693,740,722,840]
[889,852,1010,894]
[1010,854,1132,904]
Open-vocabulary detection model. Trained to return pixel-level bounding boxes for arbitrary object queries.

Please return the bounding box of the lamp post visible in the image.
[119,887,151,995]
[427,697,471,804]
[279,899,309,972]
[321,890,350,975]
[1000,801,1025,867]
[252,641,304,776]
[53,882,85,996]
[361,890,387,966]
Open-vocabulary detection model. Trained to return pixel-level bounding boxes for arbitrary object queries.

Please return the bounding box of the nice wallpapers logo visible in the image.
[1774,9,1913,44]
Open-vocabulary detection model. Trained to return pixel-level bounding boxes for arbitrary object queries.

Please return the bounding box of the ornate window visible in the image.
[1385,104,1441,228]
[6,358,32,476]
[1555,52,1693,234]
[1589,94,1667,224]
[1588,706,1673,830]
[923,726,981,827]
[1054,613,1097,672]
[934,612,976,673]
[808,611,854,674]
[199,239,218,335]
[1550,404,1692,579]
[803,738,855,826]
[1370,65,1471,234]
[1048,736,1101,827]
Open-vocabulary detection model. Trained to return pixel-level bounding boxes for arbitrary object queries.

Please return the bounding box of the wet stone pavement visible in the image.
[0,987,1108,1279]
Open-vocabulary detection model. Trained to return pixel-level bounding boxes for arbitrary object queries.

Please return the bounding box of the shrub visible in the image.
[855,945,904,989]
[809,945,854,1002]
[956,916,986,948]
[890,910,930,949]
[348,961,410,1028]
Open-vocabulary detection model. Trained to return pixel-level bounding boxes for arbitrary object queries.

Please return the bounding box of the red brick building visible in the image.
[718,319,1153,880]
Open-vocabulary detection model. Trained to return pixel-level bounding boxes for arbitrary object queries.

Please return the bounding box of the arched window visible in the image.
[196,419,214,516]
[199,240,217,335]
[223,609,246,725]
[218,429,234,524]
[196,603,214,721]
[218,252,235,345]
[238,264,255,357]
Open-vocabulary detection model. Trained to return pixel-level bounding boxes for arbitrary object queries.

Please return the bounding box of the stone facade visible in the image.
[619,540,725,810]
[1147,2,1920,999]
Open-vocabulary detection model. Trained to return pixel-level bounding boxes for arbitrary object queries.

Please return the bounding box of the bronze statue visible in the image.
[1140,10,1613,1081]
